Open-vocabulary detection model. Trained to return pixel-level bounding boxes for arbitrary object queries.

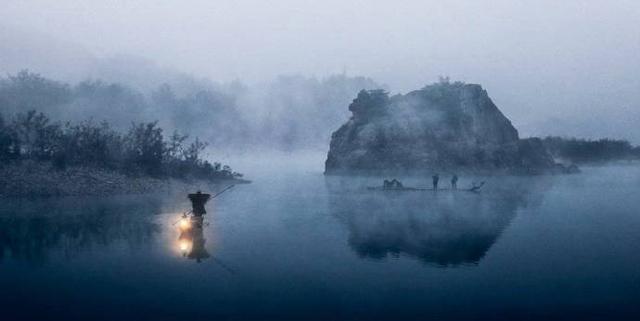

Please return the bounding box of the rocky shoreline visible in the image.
[0,161,249,198]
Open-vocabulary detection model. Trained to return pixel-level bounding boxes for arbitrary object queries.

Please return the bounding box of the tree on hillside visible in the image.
[11,111,62,160]
[0,114,19,161]
[349,89,389,122]
[124,121,165,175]
[0,70,71,115]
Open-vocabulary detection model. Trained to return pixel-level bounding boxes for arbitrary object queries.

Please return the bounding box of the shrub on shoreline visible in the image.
[542,136,640,164]
[0,111,242,181]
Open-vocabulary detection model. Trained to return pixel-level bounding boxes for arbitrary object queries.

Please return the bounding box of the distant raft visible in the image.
[367,186,427,191]
[367,182,485,193]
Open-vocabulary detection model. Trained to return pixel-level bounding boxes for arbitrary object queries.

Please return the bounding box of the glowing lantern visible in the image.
[179,218,191,230]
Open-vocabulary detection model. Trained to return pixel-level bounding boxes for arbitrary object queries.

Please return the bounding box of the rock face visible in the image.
[325,81,557,174]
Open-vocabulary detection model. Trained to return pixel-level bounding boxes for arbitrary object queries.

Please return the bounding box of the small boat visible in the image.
[367,186,428,191]
[367,182,485,193]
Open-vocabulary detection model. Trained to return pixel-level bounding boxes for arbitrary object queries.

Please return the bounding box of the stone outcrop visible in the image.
[325,81,563,175]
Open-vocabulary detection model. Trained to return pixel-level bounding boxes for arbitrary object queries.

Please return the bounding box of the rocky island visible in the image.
[325,80,573,175]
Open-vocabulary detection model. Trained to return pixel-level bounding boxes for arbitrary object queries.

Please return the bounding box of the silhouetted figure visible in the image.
[451,174,458,189]
[188,191,211,217]
[432,174,439,190]
[383,179,392,189]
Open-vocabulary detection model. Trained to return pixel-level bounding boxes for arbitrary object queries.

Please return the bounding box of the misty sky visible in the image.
[1,0,639,140]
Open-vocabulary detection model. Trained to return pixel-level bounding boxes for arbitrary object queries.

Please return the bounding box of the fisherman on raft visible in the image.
[188,190,211,217]
[451,174,458,189]
[432,174,440,190]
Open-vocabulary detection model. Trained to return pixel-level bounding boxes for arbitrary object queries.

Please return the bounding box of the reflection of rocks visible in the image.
[0,196,163,264]
[344,204,511,266]
[328,177,550,266]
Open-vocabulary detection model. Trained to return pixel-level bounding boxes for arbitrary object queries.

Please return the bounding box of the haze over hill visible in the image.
[1,1,640,142]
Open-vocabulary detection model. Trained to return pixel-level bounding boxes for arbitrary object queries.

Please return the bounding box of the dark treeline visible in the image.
[542,136,640,164]
[0,70,381,150]
[0,110,241,180]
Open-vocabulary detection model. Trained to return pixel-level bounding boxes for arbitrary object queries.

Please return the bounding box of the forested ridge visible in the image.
[0,70,381,150]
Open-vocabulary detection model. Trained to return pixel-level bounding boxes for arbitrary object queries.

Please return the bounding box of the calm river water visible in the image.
[1,156,640,320]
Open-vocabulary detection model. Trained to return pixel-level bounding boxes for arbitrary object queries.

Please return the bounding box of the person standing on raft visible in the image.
[451,174,458,190]
[432,174,439,190]
[188,191,211,217]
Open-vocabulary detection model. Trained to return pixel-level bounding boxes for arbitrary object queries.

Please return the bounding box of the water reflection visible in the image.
[176,216,210,262]
[327,177,550,266]
[0,196,164,264]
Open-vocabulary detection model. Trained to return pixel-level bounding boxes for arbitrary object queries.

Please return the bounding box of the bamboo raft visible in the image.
[367,182,485,193]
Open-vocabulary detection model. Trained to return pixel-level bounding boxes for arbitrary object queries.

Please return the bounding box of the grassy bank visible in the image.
[0,161,248,197]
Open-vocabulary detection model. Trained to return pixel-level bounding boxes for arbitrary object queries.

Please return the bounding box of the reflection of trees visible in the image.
[327,177,550,266]
[0,197,163,264]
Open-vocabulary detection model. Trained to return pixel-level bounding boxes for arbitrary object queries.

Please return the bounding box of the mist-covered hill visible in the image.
[1,24,383,151]
[3,21,640,145]
[0,24,213,93]
[0,70,382,150]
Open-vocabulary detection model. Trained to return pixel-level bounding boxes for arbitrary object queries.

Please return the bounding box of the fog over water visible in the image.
[2,160,640,320]
[1,1,639,142]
